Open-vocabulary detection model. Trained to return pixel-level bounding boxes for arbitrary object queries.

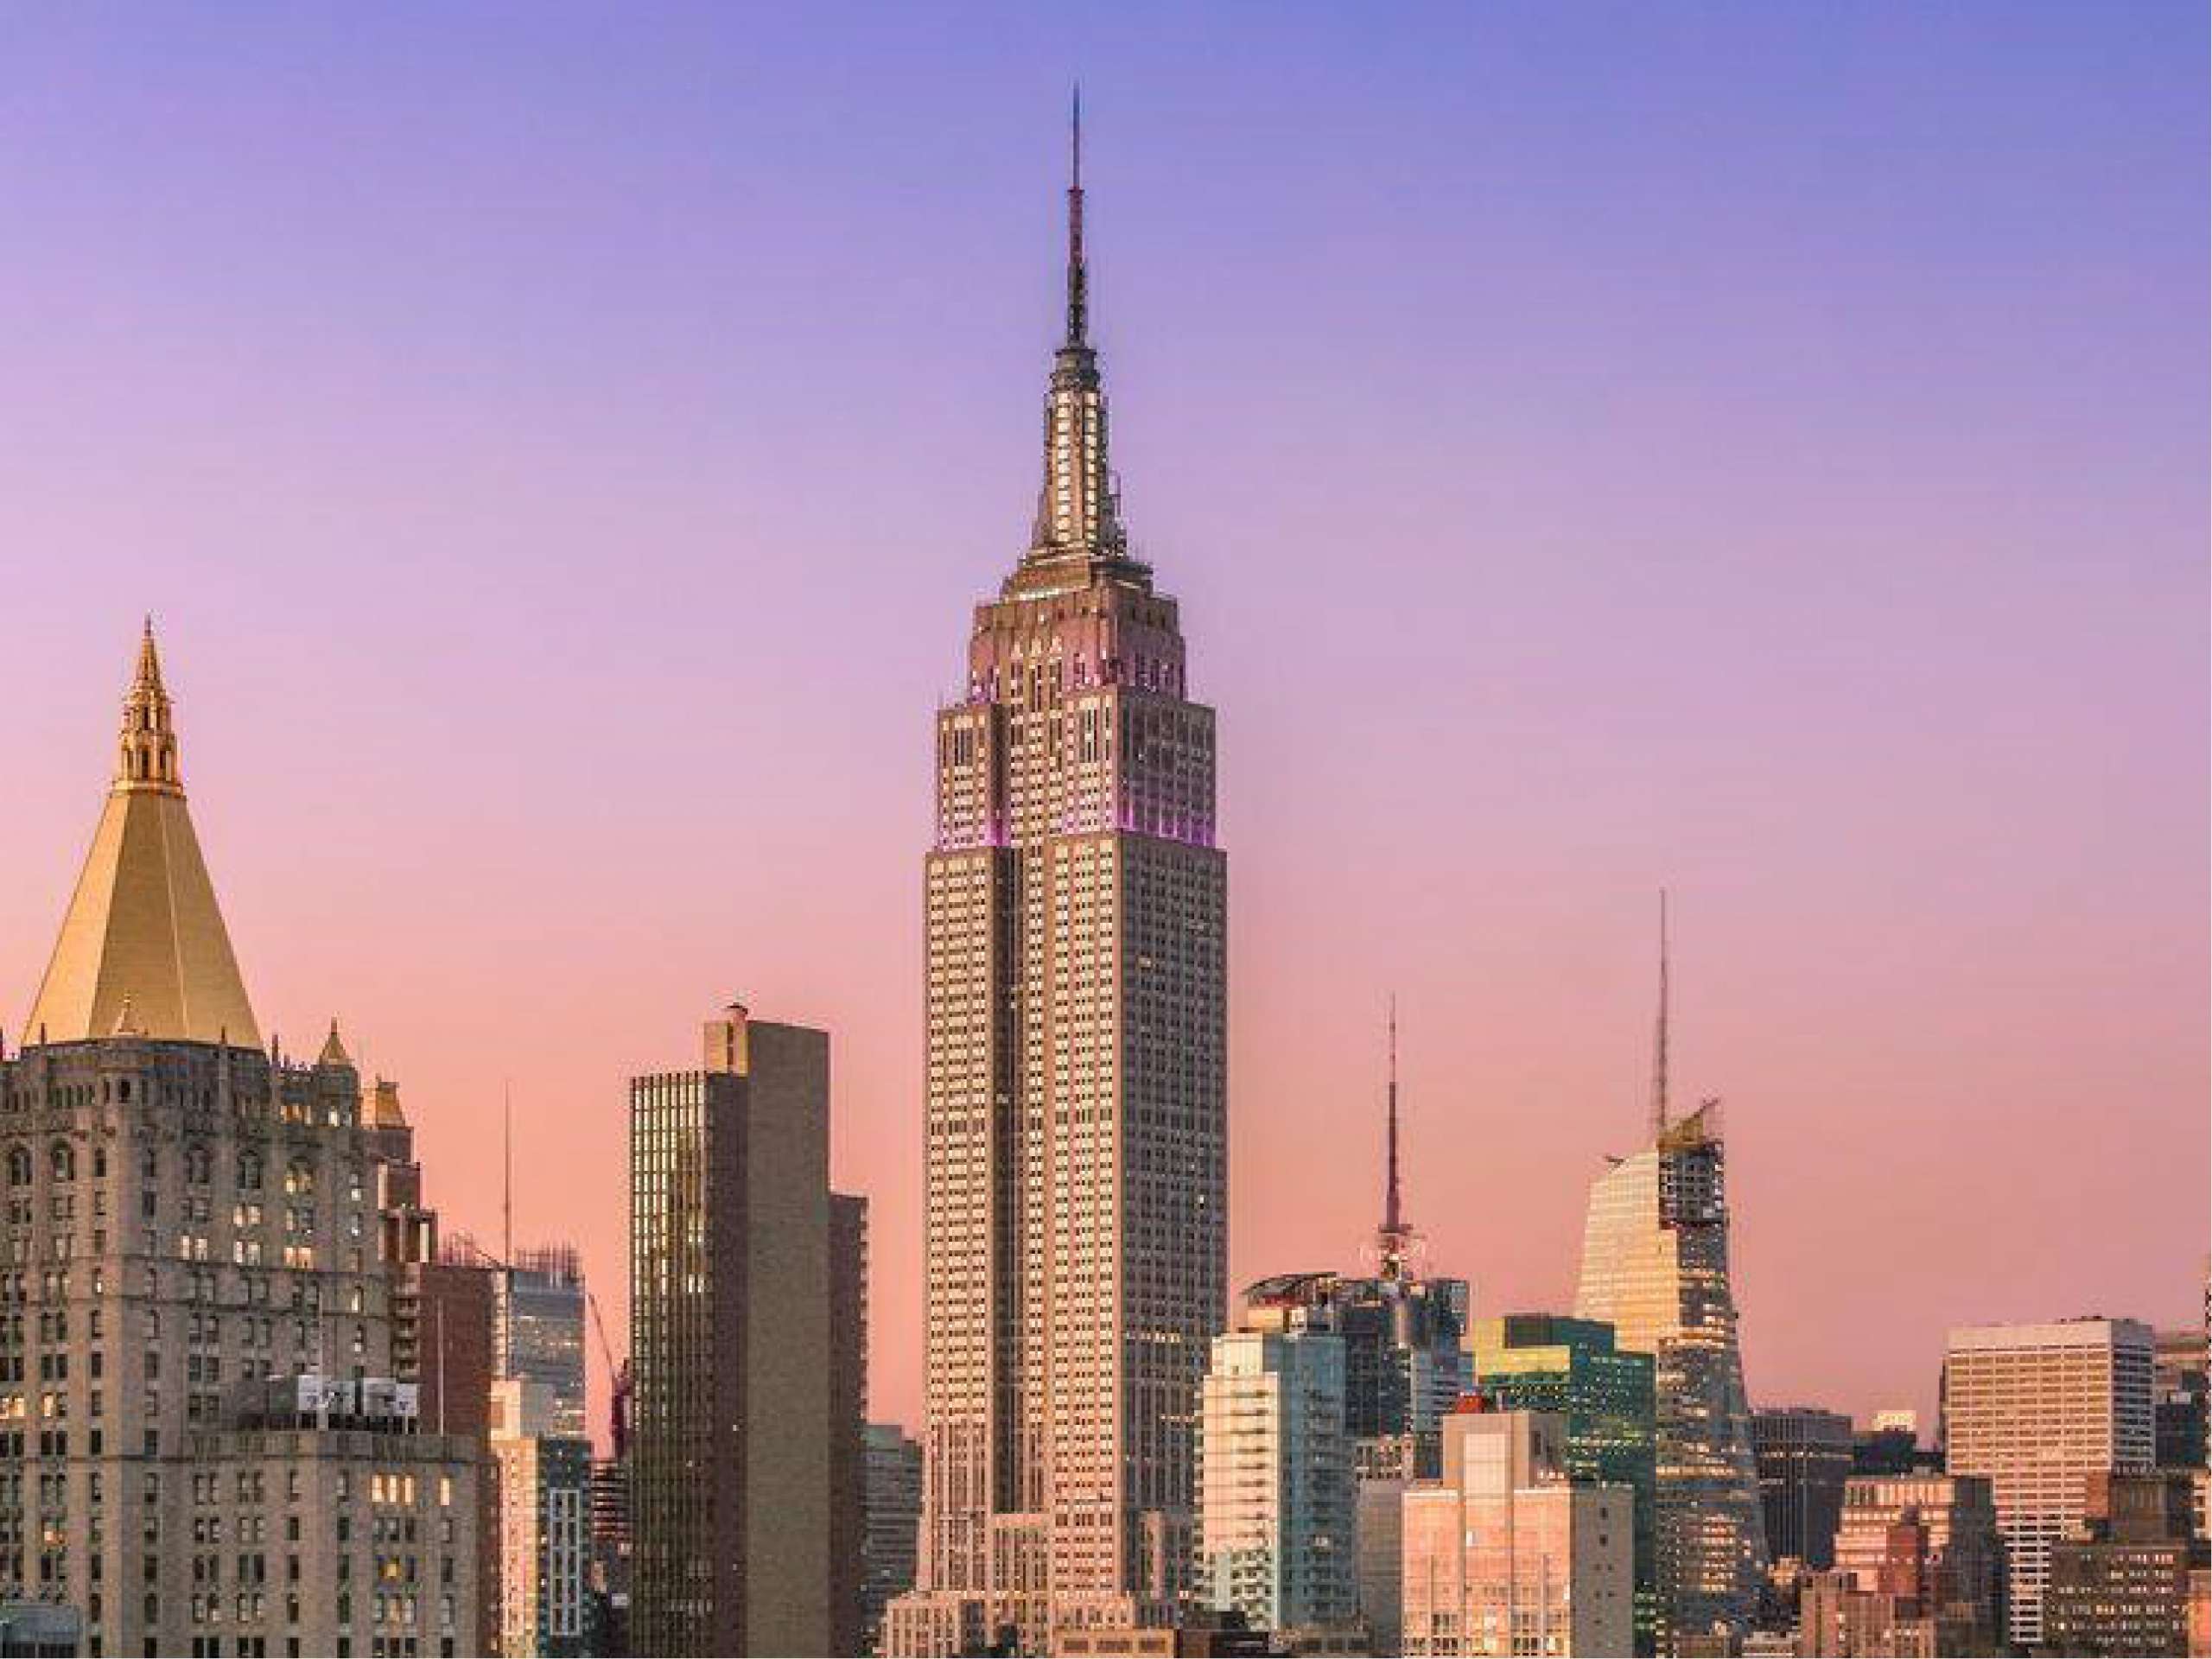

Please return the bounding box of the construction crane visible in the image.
[588,1288,633,1462]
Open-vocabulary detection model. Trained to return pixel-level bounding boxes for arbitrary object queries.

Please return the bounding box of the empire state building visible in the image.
[887,104,1229,1656]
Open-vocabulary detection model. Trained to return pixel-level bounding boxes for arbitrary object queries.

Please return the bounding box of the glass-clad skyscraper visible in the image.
[1573,1107,1765,1651]
[1471,1313,1659,1654]
[505,1244,588,1440]
[1572,906,1764,1651]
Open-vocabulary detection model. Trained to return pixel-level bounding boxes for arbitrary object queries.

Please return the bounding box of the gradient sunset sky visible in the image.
[2,3,2204,1438]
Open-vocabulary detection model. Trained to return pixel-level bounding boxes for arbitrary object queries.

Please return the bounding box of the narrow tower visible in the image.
[890,98,1227,1655]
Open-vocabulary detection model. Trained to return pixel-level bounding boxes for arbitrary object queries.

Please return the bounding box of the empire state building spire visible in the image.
[1065,84,1089,348]
[1028,86,1126,563]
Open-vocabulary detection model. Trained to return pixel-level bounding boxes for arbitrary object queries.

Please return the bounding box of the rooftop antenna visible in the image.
[502,1079,513,1264]
[1065,82,1088,347]
[1649,889,1671,1142]
[1376,996,1413,1280]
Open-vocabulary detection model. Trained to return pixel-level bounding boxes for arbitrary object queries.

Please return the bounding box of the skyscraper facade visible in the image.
[2155,1323,2209,1472]
[1197,1321,1358,1642]
[2044,1471,2206,1657]
[1571,908,1765,1651]
[1241,1273,1471,1453]
[1941,1316,2156,1650]
[1753,1406,1854,1571]
[490,1377,592,1657]
[830,1192,870,1658]
[1471,1314,1658,1653]
[891,104,1228,1656]
[862,1426,924,1655]
[628,1005,861,1656]
[0,626,482,1657]
[1401,1402,1637,1657]
[1806,1473,2005,1656]
[502,1244,588,1442]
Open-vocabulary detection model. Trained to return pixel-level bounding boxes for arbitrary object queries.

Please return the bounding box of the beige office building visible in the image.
[1401,1405,1635,1657]
[1941,1316,2155,1650]
[887,108,1228,1657]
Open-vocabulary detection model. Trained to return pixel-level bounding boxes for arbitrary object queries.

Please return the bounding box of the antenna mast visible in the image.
[1376,996,1414,1280]
[502,1080,513,1263]
[1650,890,1671,1142]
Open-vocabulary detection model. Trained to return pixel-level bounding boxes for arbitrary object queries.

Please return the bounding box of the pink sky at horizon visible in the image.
[0,4,2203,1446]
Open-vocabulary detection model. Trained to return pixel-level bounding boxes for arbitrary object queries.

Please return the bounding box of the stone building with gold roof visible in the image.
[0,625,481,1657]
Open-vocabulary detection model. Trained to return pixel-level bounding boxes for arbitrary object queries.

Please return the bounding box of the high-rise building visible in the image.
[1941,1316,2156,1650]
[862,1426,924,1655]
[1401,1402,1637,1656]
[1197,1312,1359,1643]
[889,99,1228,1657]
[1571,903,1766,1650]
[586,1456,632,1656]
[490,1377,593,1656]
[2156,1324,2209,1472]
[504,1246,589,1442]
[1801,1474,2005,1656]
[830,1192,870,1657]
[1241,1273,1470,1461]
[435,1236,589,1443]
[1355,1467,1411,1658]
[1754,1407,1855,1571]
[2044,1471,2206,1657]
[0,625,483,1656]
[1848,1414,1936,1480]
[1471,1314,1658,1653]
[391,1186,504,1656]
[628,1004,861,1656]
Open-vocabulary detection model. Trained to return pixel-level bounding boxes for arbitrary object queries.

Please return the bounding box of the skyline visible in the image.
[1,3,2205,1447]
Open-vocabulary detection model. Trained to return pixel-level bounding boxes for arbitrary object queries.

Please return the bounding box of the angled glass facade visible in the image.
[1573,1105,1765,1650]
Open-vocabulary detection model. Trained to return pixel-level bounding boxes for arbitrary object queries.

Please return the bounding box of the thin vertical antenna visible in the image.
[1065,83,1088,346]
[502,1079,513,1264]
[1650,889,1671,1142]
[1385,995,1402,1237]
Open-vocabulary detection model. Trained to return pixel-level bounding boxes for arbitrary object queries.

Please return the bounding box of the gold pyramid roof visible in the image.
[24,622,262,1047]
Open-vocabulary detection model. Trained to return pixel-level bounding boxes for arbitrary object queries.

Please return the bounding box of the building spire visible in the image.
[118,614,181,795]
[1025,86,1126,563]
[23,622,260,1046]
[1649,888,1671,1142]
[1065,83,1087,346]
[1377,996,1413,1280]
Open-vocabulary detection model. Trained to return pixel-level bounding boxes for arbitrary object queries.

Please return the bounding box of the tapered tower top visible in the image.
[118,614,182,795]
[1022,86,1134,574]
[24,622,261,1046]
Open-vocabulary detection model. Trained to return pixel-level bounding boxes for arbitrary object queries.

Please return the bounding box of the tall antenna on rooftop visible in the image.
[1376,996,1414,1281]
[502,1079,513,1264]
[1649,890,1671,1142]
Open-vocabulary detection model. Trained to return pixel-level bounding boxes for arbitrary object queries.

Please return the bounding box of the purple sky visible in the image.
[1,3,2203,1437]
